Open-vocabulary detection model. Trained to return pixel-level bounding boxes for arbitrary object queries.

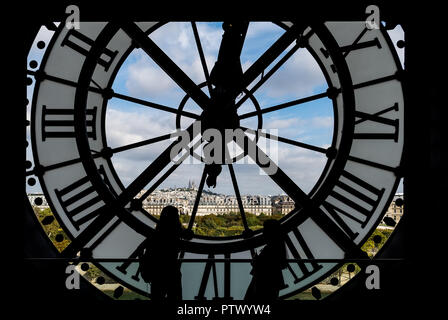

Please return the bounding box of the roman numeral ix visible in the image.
[41,105,97,141]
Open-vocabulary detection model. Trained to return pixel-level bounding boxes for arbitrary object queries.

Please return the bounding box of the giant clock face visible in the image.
[26,20,404,299]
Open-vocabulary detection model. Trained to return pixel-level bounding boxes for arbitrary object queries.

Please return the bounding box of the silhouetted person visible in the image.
[245,219,287,301]
[141,205,192,301]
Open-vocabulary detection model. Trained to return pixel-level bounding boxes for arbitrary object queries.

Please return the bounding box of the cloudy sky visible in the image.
[26,22,404,196]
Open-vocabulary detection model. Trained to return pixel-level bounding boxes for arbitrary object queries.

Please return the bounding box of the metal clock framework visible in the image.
[26,19,405,300]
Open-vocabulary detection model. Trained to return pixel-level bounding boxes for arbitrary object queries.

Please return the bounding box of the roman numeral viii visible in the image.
[283,228,323,286]
[322,170,385,240]
[41,105,97,141]
[61,29,118,72]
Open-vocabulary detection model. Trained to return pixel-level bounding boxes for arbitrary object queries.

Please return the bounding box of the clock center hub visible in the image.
[200,107,240,133]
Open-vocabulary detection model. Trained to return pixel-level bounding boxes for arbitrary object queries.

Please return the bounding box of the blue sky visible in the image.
[106,22,335,196]
[26,22,404,196]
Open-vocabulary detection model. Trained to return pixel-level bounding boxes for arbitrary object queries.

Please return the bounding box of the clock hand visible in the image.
[217,23,303,112]
[209,21,248,100]
[196,21,249,189]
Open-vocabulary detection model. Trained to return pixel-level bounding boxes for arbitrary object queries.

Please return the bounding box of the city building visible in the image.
[383,193,404,224]
[27,193,48,209]
[27,187,405,221]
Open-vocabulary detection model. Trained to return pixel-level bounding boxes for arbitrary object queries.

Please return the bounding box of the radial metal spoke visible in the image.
[233,133,310,208]
[26,69,200,119]
[63,130,202,257]
[120,22,211,111]
[238,24,301,96]
[116,121,201,207]
[113,91,201,119]
[234,41,301,111]
[137,138,204,203]
[241,126,328,154]
[187,166,208,231]
[110,132,174,154]
[227,163,250,232]
[27,133,175,177]
[239,91,329,119]
[191,22,213,96]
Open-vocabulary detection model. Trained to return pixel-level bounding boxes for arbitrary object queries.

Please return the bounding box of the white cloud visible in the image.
[310,116,333,128]
[105,105,329,194]
[106,107,176,153]
[258,48,326,98]
[125,51,177,98]
[246,22,282,39]
[111,22,331,194]
[196,23,222,56]
[124,22,223,100]
[263,115,333,140]
[265,118,300,129]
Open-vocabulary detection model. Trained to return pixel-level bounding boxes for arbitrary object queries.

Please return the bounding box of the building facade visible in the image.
[383,193,404,224]
[27,190,404,221]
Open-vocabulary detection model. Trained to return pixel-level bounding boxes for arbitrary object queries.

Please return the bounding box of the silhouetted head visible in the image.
[263,219,287,264]
[263,219,282,243]
[157,206,181,235]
